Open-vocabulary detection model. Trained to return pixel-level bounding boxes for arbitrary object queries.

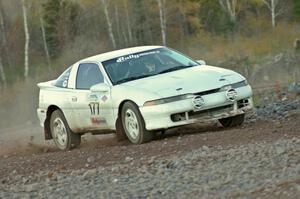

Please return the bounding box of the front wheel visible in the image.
[50,110,81,150]
[121,102,153,144]
[219,114,245,128]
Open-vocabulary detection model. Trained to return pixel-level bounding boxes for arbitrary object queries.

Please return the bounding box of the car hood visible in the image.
[122,65,245,98]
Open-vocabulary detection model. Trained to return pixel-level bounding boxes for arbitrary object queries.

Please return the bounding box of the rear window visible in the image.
[55,66,72,88]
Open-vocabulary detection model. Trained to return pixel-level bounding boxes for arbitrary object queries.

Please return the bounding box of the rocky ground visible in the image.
[0,98,299,199]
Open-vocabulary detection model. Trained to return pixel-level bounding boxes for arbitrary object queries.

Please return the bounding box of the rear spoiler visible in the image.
[37,80,56,89]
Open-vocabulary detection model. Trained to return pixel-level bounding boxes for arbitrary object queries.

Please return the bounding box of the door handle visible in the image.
[71,96,77,102]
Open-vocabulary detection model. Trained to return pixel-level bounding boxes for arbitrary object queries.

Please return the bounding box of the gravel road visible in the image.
[0,98,299,199]
[1,137,300,199]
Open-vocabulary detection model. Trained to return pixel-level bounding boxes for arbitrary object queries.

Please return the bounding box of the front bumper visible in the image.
[139,85,253,130]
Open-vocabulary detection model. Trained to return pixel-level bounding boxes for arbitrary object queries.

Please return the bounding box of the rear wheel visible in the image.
[50,110,81,150]
[121,102,153,144]
[219,114,245,127]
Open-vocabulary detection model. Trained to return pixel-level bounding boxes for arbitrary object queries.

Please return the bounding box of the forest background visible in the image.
[0,0,299,128]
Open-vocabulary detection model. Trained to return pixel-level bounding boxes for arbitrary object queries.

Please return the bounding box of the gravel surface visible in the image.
[0,97,299,198]
[1,137,299,199]
[247,98,300,122]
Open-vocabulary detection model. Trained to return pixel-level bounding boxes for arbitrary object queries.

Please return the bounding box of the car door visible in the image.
[70,62,113,131]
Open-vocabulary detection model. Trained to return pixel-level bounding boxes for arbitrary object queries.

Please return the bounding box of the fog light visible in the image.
[226,89,237,101]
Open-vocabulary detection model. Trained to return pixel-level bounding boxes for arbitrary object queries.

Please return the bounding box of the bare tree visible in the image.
[0,1,6,87]
[0,54,6,88]
[101,0,116,49]
[123,0,133,45]
[157,0,167,46]
[40,15,51,72]
[262,0,282,28]
[0,0,11,69]
[22,0,30,79]
[0,2,5,43]
[218,0,238,23]
[114,3,123,46]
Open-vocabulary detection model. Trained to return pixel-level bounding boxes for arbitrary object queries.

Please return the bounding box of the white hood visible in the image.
[122,65,244,98]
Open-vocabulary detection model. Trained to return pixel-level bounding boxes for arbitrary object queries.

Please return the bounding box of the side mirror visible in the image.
[196,60,206,65]
[90,83,110,92]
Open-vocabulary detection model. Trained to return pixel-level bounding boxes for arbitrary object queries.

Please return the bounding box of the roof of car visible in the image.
[80,46,164,63]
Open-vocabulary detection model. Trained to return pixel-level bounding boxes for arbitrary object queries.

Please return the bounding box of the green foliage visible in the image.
[293,0,300,19]
[131,0,148,45]
[196,0,235,34]
[42,0,80,58]
[0,0,299,85]
[42,0,60,58]
[1,0,300,128]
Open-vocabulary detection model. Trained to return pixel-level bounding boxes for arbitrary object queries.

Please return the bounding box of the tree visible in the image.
[218,0,238,23]
[157,0,167,46]
[0,1,7,87]
[101,0,116,49]
[42,0,60,58]
[262,0,283,28]
[292,0,300,20]
[0,0,11,69]
[42,0,80,58]
[40,15,51,72]
[197,0,233,34]
[22,0,30,79]
[123,0,133,45]
[129,0,153,45]
[0,55,6,88]
[176,0,201,36]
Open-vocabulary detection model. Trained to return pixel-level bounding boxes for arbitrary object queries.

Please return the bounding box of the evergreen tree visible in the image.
[293,0,300,20]
[42,0,80,58]
[42,0,60,58]
[196,0,234,34]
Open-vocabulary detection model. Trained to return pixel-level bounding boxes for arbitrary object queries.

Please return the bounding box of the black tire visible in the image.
[219,114,245,128]
[121,102,153,144]
[50,110,81,150]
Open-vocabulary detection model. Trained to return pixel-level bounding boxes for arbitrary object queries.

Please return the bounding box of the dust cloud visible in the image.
[0,78,47,156]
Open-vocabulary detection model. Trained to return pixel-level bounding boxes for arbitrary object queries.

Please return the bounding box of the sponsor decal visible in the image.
[101,95,108,102]
[90,116,106,125]
[116,50,160,63]
[88,102,106,125]
[87,93,99,102]
[62,80,68,87]
[89,102,100,115]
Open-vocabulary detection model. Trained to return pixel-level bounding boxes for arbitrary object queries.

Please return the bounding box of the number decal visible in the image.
[89,102,100,115]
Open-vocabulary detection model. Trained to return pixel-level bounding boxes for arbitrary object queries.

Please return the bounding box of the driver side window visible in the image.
[76,63,104,90]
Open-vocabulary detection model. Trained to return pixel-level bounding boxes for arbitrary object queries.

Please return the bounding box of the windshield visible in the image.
[102,48,199,85]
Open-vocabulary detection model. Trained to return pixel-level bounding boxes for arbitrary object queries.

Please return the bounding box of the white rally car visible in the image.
[37,46,253,150]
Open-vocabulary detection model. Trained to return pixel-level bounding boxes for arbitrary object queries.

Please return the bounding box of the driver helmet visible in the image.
[144,59,156,72]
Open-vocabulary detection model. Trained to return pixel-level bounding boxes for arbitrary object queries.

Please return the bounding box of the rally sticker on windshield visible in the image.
[116,50,160,63]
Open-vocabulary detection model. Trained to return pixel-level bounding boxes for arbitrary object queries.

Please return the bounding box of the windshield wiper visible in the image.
[158,65,196,74]
[115,74,154,84]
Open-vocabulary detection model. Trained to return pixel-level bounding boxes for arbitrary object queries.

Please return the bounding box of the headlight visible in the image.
[231,80,248,88]
[143,94,194,106]
[220,80,248,92]
[219,85,232,92]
